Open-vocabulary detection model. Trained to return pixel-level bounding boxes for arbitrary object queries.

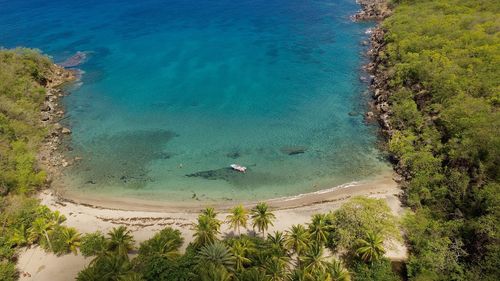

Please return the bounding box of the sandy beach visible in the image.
[17,171,406,281]
[53,171,399,212]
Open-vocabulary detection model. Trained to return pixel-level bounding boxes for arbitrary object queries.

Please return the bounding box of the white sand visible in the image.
[18,172,406,281]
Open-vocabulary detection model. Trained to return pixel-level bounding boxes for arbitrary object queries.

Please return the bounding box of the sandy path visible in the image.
[18,173,406,281]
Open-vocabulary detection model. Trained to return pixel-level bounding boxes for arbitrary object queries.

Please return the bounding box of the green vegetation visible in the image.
[80,231,107,257]
[0,48,78,280]
[0,49,54,196]
[355,232,386,264]
[380,0,499,279]
[74,198,399,280]
[226,204,249,236]
[251,202,276,237]
[2,0,499,279]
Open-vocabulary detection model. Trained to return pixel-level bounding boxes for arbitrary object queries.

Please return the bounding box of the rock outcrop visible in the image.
[352,0,392,21]
[38,64,77,181]
[352,0,394,138]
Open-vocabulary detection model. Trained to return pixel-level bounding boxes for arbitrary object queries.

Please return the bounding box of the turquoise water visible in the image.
[0,0,389,203]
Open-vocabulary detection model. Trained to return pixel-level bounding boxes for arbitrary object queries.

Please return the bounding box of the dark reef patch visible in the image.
[226,151,241,159]
[280,146,307,155]
[186,168,242,180]
[68,130,176,189]
[186,166,288,188]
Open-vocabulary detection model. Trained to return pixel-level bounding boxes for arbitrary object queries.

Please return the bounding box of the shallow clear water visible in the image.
[1,0,389,203]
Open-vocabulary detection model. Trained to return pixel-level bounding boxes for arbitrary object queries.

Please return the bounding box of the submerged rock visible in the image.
[59,51,87,68]
[226,151,241,159]
[280,146,307,155]
[154,152,172,159]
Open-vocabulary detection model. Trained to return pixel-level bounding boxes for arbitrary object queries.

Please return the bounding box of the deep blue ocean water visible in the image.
[0,0,389,203]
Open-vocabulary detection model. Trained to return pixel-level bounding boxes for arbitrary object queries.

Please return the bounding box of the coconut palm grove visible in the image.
[73,198,399,281]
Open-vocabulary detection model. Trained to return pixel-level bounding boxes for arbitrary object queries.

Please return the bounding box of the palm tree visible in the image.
[238,235,257,254]
[76,263,101,281]
[267,231,288,259]
[198,264,232,281]
[226,205,249,236]
[193,213,220,247]
[10,224,29,246]
[99,254,133,281]
[326,259,351,281]
[62,227,81,255]
[232,240,252,271]
[263,257,289,281]
[107,226,135,257]
[28,217,54,250]
[138,227,183,259]
[51,210,67,225]
[300,243,328,276]
[308,214,330,245]
[198,241,236,272]
[284,225,310,258]
[202,207,218,219]
[202,207,222,232]
[79,252,132,281]
[355,231,385,263]
[251,202,276,237]
[289,269,307,281]
[240,267,269,281]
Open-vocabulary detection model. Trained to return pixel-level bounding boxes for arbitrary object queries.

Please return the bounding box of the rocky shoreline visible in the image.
[366,27,392,138]
[353,0,392,21]
[352,1,394,138]
[354,1,401,176]
[38,64,77,184]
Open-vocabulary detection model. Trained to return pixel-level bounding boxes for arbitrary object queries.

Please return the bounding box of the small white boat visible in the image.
[230,164,247,173]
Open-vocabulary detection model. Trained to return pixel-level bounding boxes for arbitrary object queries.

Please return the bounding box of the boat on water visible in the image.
[230,164,247,173]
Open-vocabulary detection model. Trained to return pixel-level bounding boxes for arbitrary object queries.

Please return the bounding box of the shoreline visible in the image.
[50,170,399,212]
[37,63,77,184]
[35,0,400,215]
[19,177,406,280]
[40,5,399,215]
[16,2,405,280]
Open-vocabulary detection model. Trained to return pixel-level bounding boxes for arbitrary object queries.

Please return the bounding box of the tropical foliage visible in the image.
[72,198,396,280]
[0,48,395,281]
[2,0,498,279]
[0,48,82,280]
[192,210,221,247]
[378,0,500,280]
[251,202,276,237]
[226,204,249,236]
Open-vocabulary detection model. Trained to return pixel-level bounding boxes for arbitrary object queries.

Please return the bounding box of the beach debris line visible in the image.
[230,164,247,173]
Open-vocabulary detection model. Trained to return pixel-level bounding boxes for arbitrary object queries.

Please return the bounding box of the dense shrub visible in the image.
[0,261,18,281]
[351,259,399,281]
[327,197,400,253]
[380,0,500,279]
[80,231,107,257]
[0,49,55,196]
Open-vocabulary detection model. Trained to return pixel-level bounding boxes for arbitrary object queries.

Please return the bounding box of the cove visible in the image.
[0,0,390,203]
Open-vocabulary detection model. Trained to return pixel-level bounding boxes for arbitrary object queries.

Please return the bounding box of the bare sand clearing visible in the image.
[18,172,406,281]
